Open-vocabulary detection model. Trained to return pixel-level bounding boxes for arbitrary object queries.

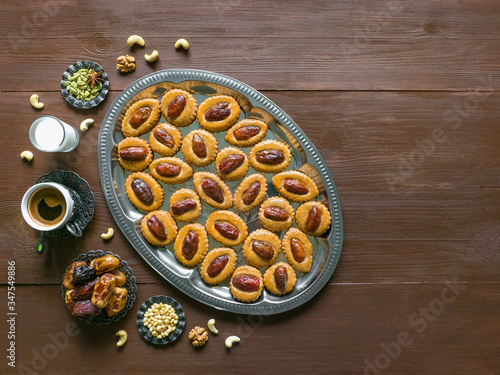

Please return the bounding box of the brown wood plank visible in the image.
[1,1,500,91]
[1,91,499,285]
[1,283,498,374]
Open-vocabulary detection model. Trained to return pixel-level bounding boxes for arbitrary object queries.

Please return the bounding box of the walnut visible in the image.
[116,55,136,73]
[188,326,208,347]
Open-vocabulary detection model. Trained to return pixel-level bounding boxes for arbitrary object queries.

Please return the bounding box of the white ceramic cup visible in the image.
[21,182,82,236]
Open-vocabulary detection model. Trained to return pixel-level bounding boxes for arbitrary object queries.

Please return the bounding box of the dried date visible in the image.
[155,162,181,177]
[290,238,306,263]
[256,150,285,165]
[283,179,309,195]
[242,182,261,205]
[171,199,198,215]
[192,134,207,159]
[146,215,167,241]
[234,125,260,141]
[167,94,186,119]
[251,240,274,260]
[263,206,289,221]
[207,254,229,278]
[204,102,230,122]
[218,154,245,174]
[119,147,148,162]
[153,127,175,147]
[201,178,224,203]
[129,107,152,128]
[274,266,288,293]
[232,275,260,292]
[131,179,154,205]
[181,230,199,260]
[214,221,239,240]
[304,206,322,233]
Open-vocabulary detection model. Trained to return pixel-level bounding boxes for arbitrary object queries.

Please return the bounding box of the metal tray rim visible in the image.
[98,69,343,315]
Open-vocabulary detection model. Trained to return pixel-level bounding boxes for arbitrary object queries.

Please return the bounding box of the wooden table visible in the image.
[1,1,499,374]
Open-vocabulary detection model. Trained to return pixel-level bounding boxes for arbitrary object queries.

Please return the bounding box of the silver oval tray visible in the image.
[98,69,343,315]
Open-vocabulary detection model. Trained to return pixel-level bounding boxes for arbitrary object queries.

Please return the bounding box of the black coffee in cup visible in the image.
[27,186,67,227]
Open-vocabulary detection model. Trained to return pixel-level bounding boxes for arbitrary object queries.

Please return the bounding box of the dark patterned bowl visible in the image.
[61,250,137,325]
[137,296,185,345]
[61,60,109,109]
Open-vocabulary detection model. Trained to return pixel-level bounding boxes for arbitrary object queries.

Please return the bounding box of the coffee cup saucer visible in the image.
[36,170,94,238]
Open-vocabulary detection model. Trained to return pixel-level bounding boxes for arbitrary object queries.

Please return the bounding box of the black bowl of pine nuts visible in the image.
[136,295,186,344]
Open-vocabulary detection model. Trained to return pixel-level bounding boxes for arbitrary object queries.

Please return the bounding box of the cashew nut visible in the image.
[174,38,189,50]
[30,94,44,109]
[207,319,218,334]
[80,118,94,132]
[127,35,145,47]
[20,150,34,161]
[144,50,159,62]
[225,335,240,348]
[116,330,127,347]
[101,228,114,240]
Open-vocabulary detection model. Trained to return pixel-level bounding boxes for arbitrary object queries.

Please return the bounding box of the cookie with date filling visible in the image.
[215,147,249,181]
[125,172,164,212]
[282,228,313,273]
[160,89,198,127]
[229,265,264,303]
[193,172,232,209]
[225,118,268,147]
[272,170,319,203]
[258,197,294,232]
[200,247,237,285]
[122,98,161,137]
[149,123,182,157]
[117,137,153,172]
[264,262,297,296]
[233,173,268,213]
[197,95,241,132]
[182,129,218,167]
[242,229,281,268]
[149,157,193,184]
[295,201,331,236]
[169,188,202,223]
[140,210,178,246]
[205,210,248,246]
[174,223,209,267]
[249,139,291,173]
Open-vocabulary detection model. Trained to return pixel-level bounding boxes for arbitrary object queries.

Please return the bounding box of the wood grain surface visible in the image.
[0,1,499,374]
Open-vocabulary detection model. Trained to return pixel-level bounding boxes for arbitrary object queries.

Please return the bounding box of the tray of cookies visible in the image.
[98,69,342,314]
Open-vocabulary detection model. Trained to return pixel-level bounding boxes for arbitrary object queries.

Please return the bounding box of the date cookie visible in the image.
[174,223,209,267]
[233,173,268,213]
[149,123,182,157]
[125,172,164,212]
[117,137,153,172]
[200,247,237,285]
[263,262,297,296]
[225,118,268,147]
[160,89,198,127]
[182,129,218,167]
[249,140,291,173]
[295,201,331,236]
[272,170,319,203]
[205,210,248,247]
[122,98,161,137]
[140,210,177,246]
[229,265,263,303]
[149,157,193,184]
[169,188,202,223]
[282,228,313,273]
[197,95,241,132]
[242,229,281,268]
[258,197,294,232]
[193,172,233,209]
[215,147,249,181]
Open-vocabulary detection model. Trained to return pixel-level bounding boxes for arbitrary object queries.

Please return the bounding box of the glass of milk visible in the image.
[29,116,80,152]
